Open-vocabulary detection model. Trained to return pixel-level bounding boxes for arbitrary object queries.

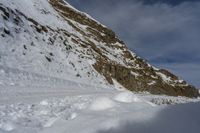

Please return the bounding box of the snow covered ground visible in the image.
[0,66,199,133]
[0,0,200,132]
[98,102,200,133]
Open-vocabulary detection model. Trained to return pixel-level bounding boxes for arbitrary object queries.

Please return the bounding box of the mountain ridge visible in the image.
[0,0,199,97]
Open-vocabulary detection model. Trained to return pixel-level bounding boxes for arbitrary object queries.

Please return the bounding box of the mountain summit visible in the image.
[0,0,199,97]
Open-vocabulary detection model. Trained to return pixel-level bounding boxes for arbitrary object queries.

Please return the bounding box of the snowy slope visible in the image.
[0,63,199,133]
[0,0,199,97]
[0,0,108,86]
[0,0,200,133]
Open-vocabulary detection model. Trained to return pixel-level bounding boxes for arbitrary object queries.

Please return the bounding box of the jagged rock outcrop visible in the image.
[0,0,199,97]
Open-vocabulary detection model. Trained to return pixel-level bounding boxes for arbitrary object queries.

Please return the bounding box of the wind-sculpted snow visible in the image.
[0,90,159,133]
[1,66,198,133]
[0,95,92,132]
[0,81,199,133]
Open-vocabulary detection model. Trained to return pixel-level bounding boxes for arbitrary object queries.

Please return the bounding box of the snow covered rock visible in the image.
[0,1,199,133]
[0,0,199,98]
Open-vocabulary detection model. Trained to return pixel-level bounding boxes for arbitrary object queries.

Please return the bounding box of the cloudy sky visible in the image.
[66,0,200,88]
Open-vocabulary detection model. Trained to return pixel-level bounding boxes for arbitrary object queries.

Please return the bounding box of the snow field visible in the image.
[0,95,91,132]
[0,0,200,132]
[0,82,199,133]
[0,90,148,133]
[0,65,199,133]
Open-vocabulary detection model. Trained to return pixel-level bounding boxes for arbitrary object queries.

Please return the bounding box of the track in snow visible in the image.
[0,65,113,105]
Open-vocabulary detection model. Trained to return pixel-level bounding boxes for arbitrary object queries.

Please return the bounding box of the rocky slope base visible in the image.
[0,0,199,97]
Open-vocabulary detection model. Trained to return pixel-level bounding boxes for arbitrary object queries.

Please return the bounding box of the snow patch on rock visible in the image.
[112,79,126,91]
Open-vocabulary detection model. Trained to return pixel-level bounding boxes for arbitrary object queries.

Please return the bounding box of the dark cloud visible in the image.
[141,0,200,5]
[66,0,200,87]
[97,102,200,133]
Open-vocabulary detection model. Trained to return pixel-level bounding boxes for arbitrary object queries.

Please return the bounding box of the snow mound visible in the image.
[40,100,49,106]
[90,97,116,111]
[114,92,141,103]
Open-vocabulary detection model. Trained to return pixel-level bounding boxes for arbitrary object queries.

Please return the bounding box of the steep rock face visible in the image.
[0,0,199,97]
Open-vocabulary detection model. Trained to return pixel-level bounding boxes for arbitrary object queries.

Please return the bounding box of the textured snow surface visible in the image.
[0,64,199,133]
[0,90,159,133]
[0,0,109,87]
[0,64,198,133]
[0,0,200,133]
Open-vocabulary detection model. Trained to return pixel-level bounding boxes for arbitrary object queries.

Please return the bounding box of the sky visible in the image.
[66,0,200,88]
